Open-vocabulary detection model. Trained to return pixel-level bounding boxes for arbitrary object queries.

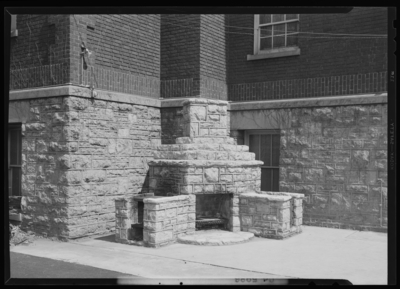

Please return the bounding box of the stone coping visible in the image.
[182,98,228,106]
[229,93,387,111]
[143,195,192,204]
[259,191,305,199]
[160,93,387,109]
[148,160,264,167]
[157,143,249,152]
[240,192,292,202]
[176,137,236,145]
[9,84,161,108]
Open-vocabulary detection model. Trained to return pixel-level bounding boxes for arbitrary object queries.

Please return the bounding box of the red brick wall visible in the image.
[160,14,200,97]
[85,14,160,78]
[161,14,200,81]
[10,15,71,88]
[226,8,387,88]
[10,14,161,93]
[200,15,226,83]
[160,14,227,99]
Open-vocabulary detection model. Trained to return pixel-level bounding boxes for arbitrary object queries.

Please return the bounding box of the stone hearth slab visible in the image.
[177,230,254,246]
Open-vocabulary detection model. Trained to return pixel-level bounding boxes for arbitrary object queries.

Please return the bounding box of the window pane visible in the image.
[249,135,260,161]
[260,37,272,50]
[287,34,298,47]
[260,26,272,37]
[272,168,279,191]
[273,35,285,48]
[12,168,21,196]
[10,129,20,165]
[272,14,284,23]
[260,134,271,166]
[287,22,299,34]
[286,14,299,20]
[273,24,285,36]
[271,135,280,166]
[261,168,272,191]
[260,14,271,24]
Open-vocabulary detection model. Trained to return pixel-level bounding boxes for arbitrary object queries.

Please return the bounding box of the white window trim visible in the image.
[248,14,300,61]
[11,14,18,37]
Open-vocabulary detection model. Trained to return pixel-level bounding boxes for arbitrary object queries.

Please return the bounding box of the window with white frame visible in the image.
[249,14,300,60]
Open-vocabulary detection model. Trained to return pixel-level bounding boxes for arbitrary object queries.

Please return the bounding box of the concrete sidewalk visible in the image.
[9,226,387,285]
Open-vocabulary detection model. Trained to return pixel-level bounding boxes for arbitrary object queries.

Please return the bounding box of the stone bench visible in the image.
[239,191,304,239]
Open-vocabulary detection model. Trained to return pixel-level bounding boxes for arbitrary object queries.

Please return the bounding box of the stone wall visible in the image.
[239,192,304,239]
[149,161,261,197]
[281,104,387,230]
[143,195,196,248]
[231,101,387,231]
[115,197,137,243]
[19,97,70,238]
[16,95,161,239]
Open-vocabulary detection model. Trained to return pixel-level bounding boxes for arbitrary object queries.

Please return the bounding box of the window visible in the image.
[8,124,22,196]
[248,14,300,60]
[246,130,280,191]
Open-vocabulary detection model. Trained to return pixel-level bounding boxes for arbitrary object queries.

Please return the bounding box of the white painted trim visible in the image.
[254,14,259,55]
[252,14,300,59]
[229,93,387,111]
[9,85,161,108]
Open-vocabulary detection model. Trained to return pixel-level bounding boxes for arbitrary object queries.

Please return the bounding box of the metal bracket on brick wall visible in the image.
[80,44,97,98]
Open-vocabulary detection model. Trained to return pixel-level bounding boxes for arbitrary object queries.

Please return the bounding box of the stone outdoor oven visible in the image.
[115,98,304,247]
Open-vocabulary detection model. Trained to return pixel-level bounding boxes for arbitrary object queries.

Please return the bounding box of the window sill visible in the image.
[11,29,18,37]
[247,47,300,61]
[9,212,22,222]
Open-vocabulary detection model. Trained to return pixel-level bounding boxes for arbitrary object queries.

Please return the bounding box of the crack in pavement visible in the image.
[65,239,295,278]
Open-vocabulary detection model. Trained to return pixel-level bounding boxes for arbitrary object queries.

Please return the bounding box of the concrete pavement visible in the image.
[9,252,137,279]
[9,226,387,285]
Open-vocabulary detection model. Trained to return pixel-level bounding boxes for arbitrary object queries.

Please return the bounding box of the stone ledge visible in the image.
[143,195,192,204]
[240,192,292,202]
[9,84,161,108]
[9,212,22,222]
[148,160,264,167]
[182,98,228,106]
[259,191,305,199]
[176,137,236,144]
[157,144,249,152]
[229,93,387,111]
[153,150,255,161]
[161,98,232,109]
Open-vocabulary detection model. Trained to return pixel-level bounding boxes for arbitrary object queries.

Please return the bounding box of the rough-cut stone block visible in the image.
[189,106,206,122]
[241,215,252,226]
[204,168,219,183]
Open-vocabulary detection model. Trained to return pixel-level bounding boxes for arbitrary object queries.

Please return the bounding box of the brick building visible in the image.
[8,8,388,240]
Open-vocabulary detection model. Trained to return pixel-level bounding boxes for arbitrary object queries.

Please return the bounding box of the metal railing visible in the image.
[9,63,69,90]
